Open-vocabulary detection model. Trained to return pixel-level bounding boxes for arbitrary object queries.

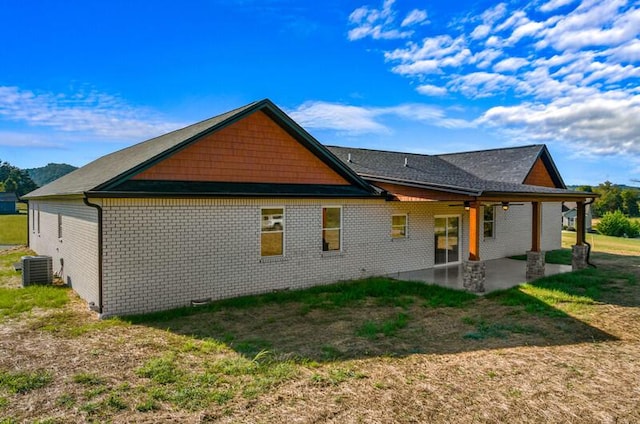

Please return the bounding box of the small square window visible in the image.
[392,214,407,238]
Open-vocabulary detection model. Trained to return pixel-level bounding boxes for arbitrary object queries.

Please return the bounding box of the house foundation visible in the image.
[572,244,589,270]
[463,260,486,293]
[526,251,545,281]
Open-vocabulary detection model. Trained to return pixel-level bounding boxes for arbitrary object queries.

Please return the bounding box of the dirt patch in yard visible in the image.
[1,246,640,422]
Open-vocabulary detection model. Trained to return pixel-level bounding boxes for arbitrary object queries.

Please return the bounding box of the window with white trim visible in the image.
[261,208,284,256]
[322,206,341,251]
[392,214,407,238]
[58,213,63,239]
[483,206,495,238]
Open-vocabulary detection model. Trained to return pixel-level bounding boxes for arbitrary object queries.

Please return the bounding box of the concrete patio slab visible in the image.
[389,258,573,293]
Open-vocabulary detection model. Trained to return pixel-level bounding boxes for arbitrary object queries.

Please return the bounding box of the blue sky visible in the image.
[0,0,638,185]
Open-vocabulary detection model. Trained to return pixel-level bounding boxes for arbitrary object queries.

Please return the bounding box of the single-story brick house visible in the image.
[23,99,596,317]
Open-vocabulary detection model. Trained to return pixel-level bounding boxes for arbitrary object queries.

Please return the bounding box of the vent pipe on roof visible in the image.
[404,157,408,167]
[348,153,352,163]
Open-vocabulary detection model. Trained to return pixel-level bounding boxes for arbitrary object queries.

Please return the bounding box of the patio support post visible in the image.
[463,201,485,292]
[468,201,481,261]
[576,201,585,246]
[572,201,589,270]
[526,201,545,281]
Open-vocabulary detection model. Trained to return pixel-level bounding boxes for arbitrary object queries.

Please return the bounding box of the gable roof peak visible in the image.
[23,98,377,199]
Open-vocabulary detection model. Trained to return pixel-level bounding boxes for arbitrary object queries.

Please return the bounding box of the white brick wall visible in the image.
[28,199,99,305]
[96,198,561,316]
[480,202,562,260]
[28,197,562,316]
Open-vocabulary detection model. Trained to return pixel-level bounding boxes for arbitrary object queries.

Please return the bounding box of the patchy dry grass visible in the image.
[1,244,640,422]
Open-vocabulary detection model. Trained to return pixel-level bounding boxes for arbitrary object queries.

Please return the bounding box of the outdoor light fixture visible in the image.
[502,202,510,211]
[464,201,471,211]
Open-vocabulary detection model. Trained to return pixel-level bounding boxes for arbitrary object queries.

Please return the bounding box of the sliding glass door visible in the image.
[434,216,460,265]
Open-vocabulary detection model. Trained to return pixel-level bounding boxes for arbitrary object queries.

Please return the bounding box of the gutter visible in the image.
[82,196,104,314]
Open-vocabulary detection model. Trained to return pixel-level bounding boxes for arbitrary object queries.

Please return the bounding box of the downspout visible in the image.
[583,198,596,268]
[25,200,29,248]
[83,196,104,314]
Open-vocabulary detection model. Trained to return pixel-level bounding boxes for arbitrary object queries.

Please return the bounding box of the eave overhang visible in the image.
[362,175,482,196]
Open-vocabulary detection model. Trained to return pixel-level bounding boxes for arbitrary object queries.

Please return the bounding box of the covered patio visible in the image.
[390,258,572,293]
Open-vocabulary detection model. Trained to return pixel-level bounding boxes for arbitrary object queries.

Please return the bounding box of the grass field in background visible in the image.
[562,230,640,255]
[0,214,27,245]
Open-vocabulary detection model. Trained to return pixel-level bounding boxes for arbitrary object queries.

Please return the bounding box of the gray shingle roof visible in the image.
[327,145,584,197]
[438,145,544,184]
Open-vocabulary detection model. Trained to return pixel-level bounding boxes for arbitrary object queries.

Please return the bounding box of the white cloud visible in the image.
[481,3,508,25]
[0,86,184,144]
[289,101,472,134]
[506,20,544,45]
[604,39,640,62]
[347,0,415,40]
[470,24,491,40]
[348,0,640,159]
[401,9,428,27]
[386,35,472,75]
[0,131,64,148]
[449,72,520,98]
[472,48,503,69]
[289,101,388,134]
[540,0,577,13]
[493,57,529,72]
[538,0,639,51]
[416,84,448,96]
[478,91,640,155]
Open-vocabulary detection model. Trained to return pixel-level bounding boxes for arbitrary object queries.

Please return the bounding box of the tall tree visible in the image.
[0,160,38,197]
[592,181,622,217]
[621,189,640,217]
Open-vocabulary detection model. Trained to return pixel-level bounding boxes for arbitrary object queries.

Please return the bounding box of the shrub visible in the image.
[596,210,640,238]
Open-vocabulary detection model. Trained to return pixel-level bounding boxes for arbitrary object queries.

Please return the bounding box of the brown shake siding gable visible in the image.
[132,111,350,185]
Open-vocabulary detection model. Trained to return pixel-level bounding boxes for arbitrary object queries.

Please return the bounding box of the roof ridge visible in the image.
[327,145,434,157]
[436,144,543,157]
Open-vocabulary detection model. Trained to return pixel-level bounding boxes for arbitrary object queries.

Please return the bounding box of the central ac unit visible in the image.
[21,256,53,287]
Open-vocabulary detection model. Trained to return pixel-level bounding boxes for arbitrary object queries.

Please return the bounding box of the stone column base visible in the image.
[526,251,545,281]
[463,260,486,293]
[572,244,589,270]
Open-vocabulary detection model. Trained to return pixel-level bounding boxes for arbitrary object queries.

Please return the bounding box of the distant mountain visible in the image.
[26,163,78,187]
[567,184,640,191]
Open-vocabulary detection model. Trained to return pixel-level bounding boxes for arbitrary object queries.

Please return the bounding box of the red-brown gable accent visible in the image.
[524,158,556,188]
[132,111,350,185]
[376,182,471,201]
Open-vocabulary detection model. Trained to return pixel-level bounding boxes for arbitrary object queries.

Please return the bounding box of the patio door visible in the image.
[434,216,460,265]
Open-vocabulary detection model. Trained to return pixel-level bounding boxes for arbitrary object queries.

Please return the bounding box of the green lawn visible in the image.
[0,214,27,245]
[562,230,640,255]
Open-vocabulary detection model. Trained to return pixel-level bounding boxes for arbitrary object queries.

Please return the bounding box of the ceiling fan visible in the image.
[448,201,524,211]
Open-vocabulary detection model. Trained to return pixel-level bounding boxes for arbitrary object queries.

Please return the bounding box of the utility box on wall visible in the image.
[21,256,53,286]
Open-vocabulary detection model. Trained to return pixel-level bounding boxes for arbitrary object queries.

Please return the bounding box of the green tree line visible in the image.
[576,181,640,217]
